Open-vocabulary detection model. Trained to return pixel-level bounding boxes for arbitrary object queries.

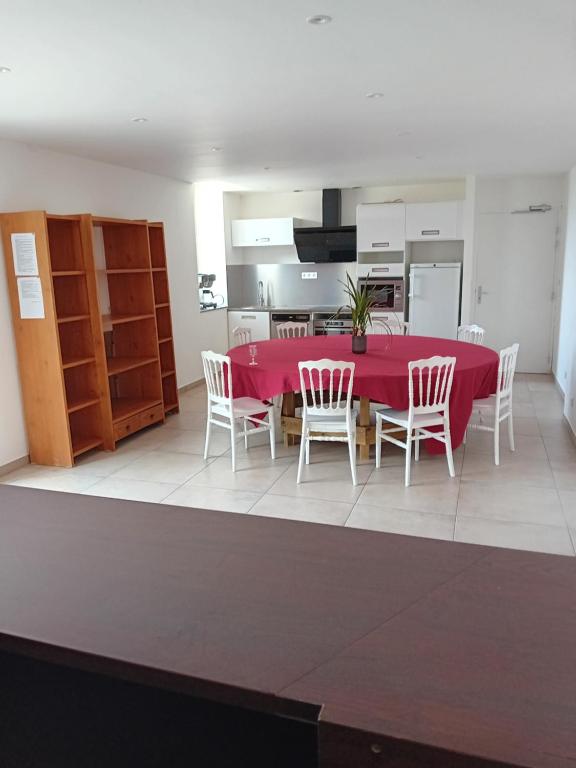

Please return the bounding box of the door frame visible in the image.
[471,207,562,374]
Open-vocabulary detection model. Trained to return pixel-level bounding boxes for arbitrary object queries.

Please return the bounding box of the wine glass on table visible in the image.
[249,344,258,366]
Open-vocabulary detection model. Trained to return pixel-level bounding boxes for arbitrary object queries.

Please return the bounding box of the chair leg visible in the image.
[348,430,358,486]
[494,417,500,466]
[405,432,412,487]
[269,408,276,461]
[230,418,237,472]
[297,423,307,484]
[463,427,467,445]
[244,418,248,450]
[305,436,310,465]
[415,429,420,462]
[203,414,212,460]
[507,412,515,452]
[375,416,382,469]
[445,421,455,478]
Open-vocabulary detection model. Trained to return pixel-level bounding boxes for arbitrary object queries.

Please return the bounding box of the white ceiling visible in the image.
[1,0,576,189]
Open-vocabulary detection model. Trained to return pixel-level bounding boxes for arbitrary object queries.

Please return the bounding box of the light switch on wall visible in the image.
[301,271,318,280]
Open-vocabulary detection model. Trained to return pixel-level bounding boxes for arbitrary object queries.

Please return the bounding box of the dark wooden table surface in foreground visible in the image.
[0,484,575,767]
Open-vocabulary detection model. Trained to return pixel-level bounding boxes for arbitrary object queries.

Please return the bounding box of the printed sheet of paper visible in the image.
[11,233,38,276]
[17,277,45,319]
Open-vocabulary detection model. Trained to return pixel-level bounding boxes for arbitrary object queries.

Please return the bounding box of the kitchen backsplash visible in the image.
[226,263,351,307]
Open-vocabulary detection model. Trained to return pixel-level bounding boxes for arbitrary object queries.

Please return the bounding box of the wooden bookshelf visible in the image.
[0,212,112,466]
[148,222,179,414]
[1,211,178,466]
[93,216,165,446]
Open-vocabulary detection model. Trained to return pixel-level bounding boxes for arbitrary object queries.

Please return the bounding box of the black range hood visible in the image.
[294,189,356,263]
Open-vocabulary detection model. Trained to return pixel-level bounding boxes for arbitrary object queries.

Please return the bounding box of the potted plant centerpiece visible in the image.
[338,272,391,354]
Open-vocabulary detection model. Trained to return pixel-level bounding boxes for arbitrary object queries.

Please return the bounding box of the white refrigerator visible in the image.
[408,263,461,339]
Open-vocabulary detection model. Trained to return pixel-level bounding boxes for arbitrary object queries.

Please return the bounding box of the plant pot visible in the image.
[352,334,367,354]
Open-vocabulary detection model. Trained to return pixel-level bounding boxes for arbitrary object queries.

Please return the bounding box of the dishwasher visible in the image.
[270,312,312,338]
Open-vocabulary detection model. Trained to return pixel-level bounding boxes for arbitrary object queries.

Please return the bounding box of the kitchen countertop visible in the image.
[227,305,341,313]
[2,483,576,767]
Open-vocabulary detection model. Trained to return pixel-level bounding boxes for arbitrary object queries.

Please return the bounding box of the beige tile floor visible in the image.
[3,374,576,557]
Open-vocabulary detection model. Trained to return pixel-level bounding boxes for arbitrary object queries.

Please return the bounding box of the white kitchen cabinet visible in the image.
[228,310,270,345]
[367,312,404,335]
[356,203,406,253]
[405,201,464,241]
[231,218,298,247]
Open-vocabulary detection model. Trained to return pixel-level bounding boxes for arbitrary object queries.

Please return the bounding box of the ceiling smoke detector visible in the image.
[131,117,149,123]
[0,66,12,74]
[306,14,332,24]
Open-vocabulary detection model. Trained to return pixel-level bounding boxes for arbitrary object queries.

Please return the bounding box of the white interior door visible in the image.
[474,211,557,373]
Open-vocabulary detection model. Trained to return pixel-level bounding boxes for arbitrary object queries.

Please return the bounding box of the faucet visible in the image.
[257,280,265,307]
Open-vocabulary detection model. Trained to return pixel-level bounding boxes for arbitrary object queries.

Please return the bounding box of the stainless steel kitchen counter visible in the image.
[227,305,341,313]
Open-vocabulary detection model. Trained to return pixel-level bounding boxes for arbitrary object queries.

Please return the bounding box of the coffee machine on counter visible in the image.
[198,273,222,310]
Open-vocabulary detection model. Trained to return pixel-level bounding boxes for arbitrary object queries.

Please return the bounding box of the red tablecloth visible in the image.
[228,335,499,453]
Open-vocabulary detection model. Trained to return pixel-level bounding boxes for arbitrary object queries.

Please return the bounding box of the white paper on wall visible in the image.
[11,233,38,276]
[17,277,45,319]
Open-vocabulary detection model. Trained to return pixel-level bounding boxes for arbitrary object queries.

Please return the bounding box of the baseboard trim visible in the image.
[178,378,204,394]
[0,455,29,478]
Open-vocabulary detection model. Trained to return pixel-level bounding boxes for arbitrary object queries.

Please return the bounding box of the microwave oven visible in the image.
[358,276,404,312]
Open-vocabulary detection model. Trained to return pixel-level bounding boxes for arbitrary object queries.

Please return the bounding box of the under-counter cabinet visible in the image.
[231,218,301,247]
[356,203,405,252]
[405,201,464,241]
[228,311,270,344]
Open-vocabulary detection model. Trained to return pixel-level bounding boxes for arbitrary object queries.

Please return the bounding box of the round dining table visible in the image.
[228,335,499,459]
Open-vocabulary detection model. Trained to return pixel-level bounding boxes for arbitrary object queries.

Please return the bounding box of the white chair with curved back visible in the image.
[467,343,519,465]
[375,356,457,487]
[458,324,485,345]
[277,322,308,339]
[232,327,252,346]
[297,359,357,486]
[202,351,275,472]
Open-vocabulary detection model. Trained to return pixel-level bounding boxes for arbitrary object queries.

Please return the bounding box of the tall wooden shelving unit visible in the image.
[1,211,179,467]
[148,222,179,415]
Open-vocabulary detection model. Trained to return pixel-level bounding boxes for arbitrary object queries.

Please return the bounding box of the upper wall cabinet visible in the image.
[356,203,406,252]
[405,201,464,241]
[231,217,301,247]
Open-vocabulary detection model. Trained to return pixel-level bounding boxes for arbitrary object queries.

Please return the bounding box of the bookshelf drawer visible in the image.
[113,404,163,441]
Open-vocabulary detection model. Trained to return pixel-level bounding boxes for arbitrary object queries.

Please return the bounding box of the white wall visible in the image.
[556,166,576,432]
[194,182,228,305]
[0,138,228,466]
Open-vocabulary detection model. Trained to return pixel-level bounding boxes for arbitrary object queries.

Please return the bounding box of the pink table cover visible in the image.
[228,335,499,454]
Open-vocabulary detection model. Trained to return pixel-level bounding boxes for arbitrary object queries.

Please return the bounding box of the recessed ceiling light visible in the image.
[366,92,384,99]
[210,146,222,152]
[0,66,11,74]
[130,117,149,123]
[307,14,332,24]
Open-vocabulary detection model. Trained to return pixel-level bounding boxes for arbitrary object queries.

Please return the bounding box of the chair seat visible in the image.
[212,396,270,418]
[376,408,445,429]
[306,409,358,432]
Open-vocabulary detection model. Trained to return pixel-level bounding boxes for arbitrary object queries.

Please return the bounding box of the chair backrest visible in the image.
[408,356,456,416]
[458,324,485,345]
[201,350,232,405]
[232,326,252,346]
[496,343,519,403]
[298,359,355,418]
[277,321,308,339]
